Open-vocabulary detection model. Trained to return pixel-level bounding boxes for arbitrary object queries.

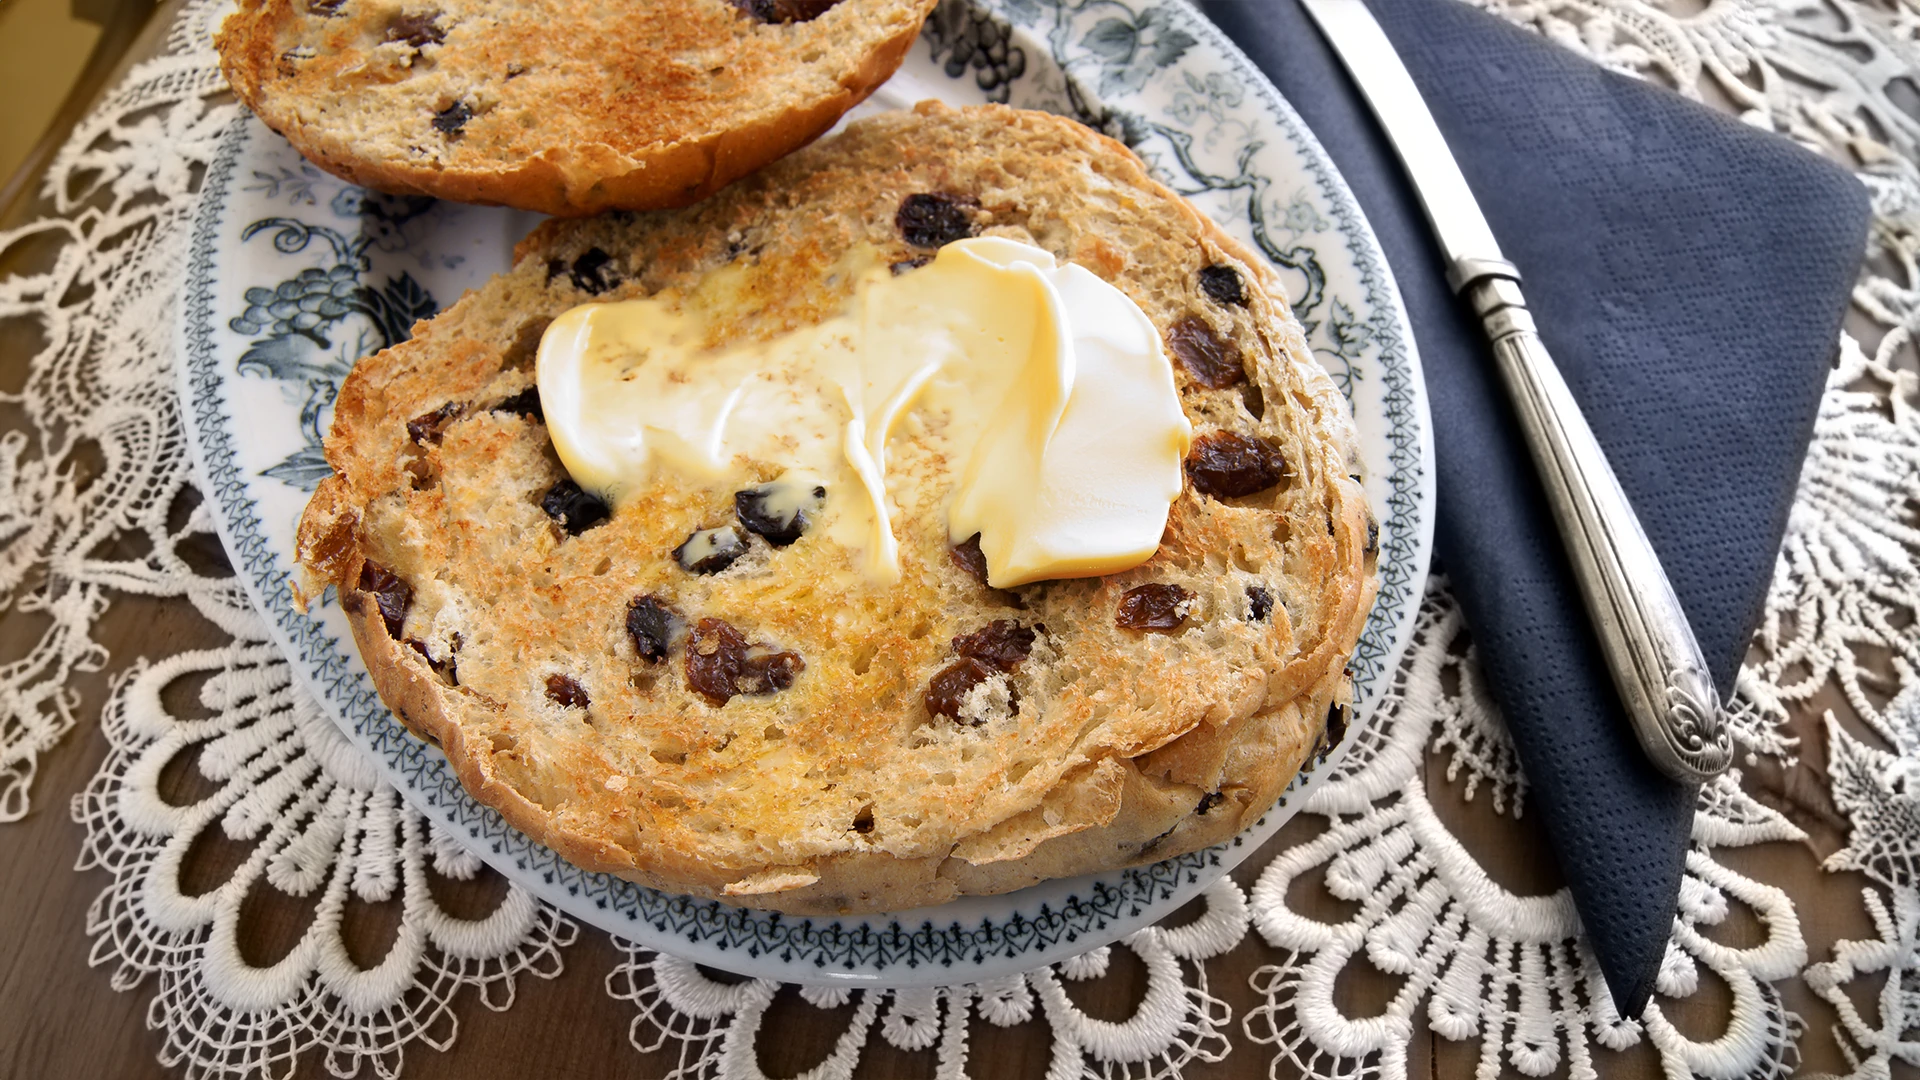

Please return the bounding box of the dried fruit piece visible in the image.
[890,255,932,275]
[952,620,1035,672]
[1166,317,1245,389]
[384,11,445,47]
[928,620,1034,722]
[729,0,841,21]
[924,657,996,722]
[686,618,804,705]
[407,401,462,444]
[1195,791,1226,814]
[1186,431,1286,499]
[541,479,610,534]
[1198,264,1247,307]
[1116,583,1193,632]
[674,525,747,574]
[358,562,412,638]
[749,651,804,695]
[1246,585,1273,623]
[546,674,589,709]
[1318,703,1349,763]
[432,101,472,137]
[626,595,678,663]
[896,193,978,249]
[1365,518,1379,555]
[951,534,990,583]
[550,249,620,294]
[491,387,543,421]
[735,482,825,546]
[567,248,619,294]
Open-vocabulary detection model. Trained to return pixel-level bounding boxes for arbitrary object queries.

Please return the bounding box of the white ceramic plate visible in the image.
[180,0,1433,987]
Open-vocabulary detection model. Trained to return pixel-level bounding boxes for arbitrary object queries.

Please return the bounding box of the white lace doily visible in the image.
[2,0,1917,1076]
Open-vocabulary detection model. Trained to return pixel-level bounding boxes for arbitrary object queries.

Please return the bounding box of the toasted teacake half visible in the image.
[216,0,937,215]
[296,103,1379,915]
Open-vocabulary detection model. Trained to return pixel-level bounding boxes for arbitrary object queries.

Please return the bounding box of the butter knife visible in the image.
[1299,0,1733,784]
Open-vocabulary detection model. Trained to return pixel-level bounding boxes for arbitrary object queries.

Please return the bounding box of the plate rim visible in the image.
[176,0,1433,988]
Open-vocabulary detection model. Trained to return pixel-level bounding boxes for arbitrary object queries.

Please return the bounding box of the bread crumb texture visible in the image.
[297,104,1379,914]
[216,0,937,214]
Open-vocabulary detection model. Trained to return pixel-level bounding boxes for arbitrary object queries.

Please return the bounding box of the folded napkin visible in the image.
[1198,0,1869,1016]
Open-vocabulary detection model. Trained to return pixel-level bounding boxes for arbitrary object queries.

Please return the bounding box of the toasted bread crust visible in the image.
[298,104,1378,914]
[216,0,935,215]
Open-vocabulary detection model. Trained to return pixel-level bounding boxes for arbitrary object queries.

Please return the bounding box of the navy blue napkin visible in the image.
[1198,0,1868,1016]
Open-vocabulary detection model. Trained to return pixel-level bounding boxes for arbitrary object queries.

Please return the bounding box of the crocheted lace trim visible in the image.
[0,0,1913,1076]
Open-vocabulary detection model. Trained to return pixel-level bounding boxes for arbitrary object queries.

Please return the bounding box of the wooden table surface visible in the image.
[0,4,1891,1077]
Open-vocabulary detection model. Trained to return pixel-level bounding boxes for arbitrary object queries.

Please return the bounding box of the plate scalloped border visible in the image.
[178,0,1433,988]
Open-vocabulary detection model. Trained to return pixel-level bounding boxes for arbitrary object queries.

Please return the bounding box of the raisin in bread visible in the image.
[216,0,935,215]
[296,102,1379,914]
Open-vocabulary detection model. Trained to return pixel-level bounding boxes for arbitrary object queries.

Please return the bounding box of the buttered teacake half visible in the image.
[296,103,1379,915]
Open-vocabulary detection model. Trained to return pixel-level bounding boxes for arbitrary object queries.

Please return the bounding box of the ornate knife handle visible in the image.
[1453,258,1733,784]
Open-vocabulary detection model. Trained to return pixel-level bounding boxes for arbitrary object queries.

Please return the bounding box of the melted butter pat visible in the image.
[536,237,1193,587]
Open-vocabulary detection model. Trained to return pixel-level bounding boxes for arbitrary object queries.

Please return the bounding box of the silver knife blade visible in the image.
[1299,0,1504,274]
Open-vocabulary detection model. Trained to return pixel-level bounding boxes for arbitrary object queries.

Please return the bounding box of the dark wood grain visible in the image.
[0,7,1891,1077]
[0,0,160,228]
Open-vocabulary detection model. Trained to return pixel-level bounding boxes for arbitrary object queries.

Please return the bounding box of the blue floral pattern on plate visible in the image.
[178,0,1433,987]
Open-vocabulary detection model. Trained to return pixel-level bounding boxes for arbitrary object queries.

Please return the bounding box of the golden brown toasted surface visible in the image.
[216,0,935,214]
[297,103,1378,914]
